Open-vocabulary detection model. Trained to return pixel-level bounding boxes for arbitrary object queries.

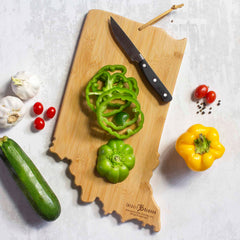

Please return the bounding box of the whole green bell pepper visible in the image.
[96,139,135,183]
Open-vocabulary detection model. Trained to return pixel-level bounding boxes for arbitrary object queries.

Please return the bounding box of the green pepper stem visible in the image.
[194,134,211,154]
[113,155,121,162]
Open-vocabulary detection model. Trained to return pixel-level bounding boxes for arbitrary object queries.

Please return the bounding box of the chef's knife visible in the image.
[109,17,172,103]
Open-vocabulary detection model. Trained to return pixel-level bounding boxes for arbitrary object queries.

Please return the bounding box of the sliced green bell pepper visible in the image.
[95,87,136,117]
[96,94,144,139]
[85,65,138,112]
[96,139,135,183]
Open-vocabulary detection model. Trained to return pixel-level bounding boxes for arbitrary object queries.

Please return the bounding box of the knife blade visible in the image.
[109,16,172,103]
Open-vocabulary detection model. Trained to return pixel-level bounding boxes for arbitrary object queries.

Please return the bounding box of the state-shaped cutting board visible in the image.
[50,9,186,232]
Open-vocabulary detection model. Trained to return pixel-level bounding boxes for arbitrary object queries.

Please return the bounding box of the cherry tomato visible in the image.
[33,102,44,115]
[194,85,209,99]
[34,117,45,130]
[46,107,56,119]
[205,91,216,104]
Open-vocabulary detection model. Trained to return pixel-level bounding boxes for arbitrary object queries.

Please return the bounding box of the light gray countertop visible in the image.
[0,0,239,239]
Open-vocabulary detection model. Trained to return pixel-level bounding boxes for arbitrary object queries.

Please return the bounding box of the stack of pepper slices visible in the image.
[85,65,144,139]
[85,65,144,183]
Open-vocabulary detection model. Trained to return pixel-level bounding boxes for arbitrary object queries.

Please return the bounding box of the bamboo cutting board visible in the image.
[50,9,186,232]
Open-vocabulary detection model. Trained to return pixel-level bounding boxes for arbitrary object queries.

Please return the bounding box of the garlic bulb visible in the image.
[0,96,26,128]
[11,71,40,100]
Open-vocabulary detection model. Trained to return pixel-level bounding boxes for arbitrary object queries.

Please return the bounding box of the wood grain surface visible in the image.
[50,9,186,232]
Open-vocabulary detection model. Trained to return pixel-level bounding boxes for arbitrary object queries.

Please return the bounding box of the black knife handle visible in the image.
[138,59,172,103]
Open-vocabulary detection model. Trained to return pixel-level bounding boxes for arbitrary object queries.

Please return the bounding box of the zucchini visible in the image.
[0,136,61,221]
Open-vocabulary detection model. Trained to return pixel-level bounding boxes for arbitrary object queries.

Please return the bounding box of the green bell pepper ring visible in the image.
[96,139,135,183]
[85,71,111,112]
[95,87,136,117]
[96,94,144,139]
[85,65,138,112]
[97,64,127,75]
[127,77,139,96]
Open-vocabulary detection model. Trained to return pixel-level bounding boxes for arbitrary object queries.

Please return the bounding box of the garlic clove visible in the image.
[11,71,40,100]
[0,96,26,128]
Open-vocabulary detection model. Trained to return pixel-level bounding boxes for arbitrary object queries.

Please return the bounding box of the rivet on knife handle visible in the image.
[139,59,172,102]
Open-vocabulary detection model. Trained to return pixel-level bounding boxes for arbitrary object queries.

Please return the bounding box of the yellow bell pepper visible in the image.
[175,124,225,171]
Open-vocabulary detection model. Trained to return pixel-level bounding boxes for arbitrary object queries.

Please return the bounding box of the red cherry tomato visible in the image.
[194,85,209,99]
[33,102,44,115]
[46,107,56,119]
[34,117,45,130]
[205,91,216,104]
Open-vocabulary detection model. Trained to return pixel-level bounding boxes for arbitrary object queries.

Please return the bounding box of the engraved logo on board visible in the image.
[125,202,156,219]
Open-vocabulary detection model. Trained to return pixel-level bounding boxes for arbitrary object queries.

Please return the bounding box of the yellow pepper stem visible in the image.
[194,134,211,154]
